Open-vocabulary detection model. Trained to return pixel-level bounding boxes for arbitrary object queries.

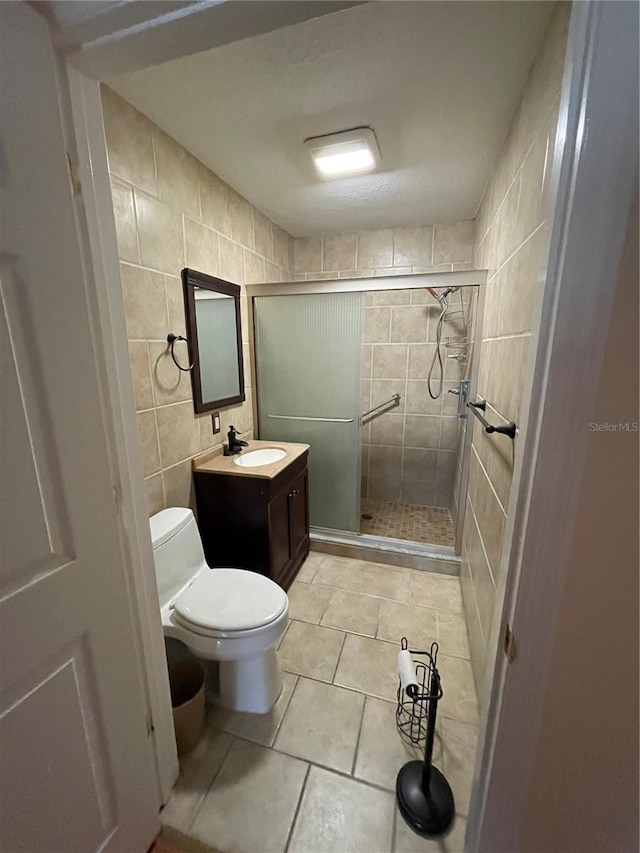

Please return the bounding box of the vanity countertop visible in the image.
[192,439,309,480]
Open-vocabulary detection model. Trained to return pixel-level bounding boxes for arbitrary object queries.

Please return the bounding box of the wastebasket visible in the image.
[167,660,205,755]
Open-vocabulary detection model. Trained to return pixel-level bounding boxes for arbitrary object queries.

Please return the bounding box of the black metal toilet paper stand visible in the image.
[395,638,455,837]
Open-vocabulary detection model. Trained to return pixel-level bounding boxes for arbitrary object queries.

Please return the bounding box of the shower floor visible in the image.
[360,499,455,547]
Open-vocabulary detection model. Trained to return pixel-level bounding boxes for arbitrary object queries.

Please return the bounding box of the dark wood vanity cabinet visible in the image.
[193,452,309,590]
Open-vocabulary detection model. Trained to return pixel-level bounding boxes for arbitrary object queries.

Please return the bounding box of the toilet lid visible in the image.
[174,568,287,632]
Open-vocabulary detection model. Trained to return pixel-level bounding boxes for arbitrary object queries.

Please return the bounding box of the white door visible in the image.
[0,4,160,851]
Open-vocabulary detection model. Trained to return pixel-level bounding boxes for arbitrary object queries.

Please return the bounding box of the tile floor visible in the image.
[360,500,456,548]
[161,552,478,853]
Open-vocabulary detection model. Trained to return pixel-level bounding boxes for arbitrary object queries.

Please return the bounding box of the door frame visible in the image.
[56,0,638,835]
[65,69,179,803]
[467,1,638,848]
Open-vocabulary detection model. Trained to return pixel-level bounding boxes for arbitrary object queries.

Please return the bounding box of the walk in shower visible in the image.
[248,271,485,558]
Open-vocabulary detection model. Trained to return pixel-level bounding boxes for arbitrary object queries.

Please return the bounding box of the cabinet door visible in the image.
[288,468,309,563]
[268,488,291,584]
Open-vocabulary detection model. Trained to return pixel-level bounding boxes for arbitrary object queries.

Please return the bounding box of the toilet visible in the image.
[149,507,289,714]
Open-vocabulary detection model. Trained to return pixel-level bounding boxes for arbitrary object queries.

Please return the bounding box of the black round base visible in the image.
[396,761,455,838]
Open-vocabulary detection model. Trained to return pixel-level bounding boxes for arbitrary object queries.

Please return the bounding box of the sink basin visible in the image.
[234,448,286,468]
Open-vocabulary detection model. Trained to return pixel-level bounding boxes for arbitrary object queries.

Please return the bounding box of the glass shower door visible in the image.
[254,292,364,533]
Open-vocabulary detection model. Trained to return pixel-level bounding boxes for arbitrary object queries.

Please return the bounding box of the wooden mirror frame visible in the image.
[181,267,245,414]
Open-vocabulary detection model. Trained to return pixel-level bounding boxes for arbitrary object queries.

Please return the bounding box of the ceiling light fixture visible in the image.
[305,127,381,179]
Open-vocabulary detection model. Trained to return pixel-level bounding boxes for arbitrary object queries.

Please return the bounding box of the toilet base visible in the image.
[214,647,283,714]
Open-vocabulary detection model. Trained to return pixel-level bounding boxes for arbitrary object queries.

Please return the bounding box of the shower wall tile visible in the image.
[401,481,436,507]
[371,345,408,380]
[323,233,357,271]
[405,380,442,416]
[404,415,441,450]
[370,413,405,447]
[101,85,294,516]
[460,4,569,700]
[390,306,429,343]
[373,289,412,306]
[294,236,322,273]
[402,448,438,483]
[433,221,474,264]
[364,308,391,344]
[393,226,434,267]
[357,229,394,269]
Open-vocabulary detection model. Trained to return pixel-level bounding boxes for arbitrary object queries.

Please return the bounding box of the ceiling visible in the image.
[109,2,553,237]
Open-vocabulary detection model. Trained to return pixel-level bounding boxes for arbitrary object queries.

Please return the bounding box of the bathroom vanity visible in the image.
[192,440,310,590]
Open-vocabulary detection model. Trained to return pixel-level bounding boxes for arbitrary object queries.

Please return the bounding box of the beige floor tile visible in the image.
[436,655,478,725]
[288,766,395,853]
[437,612,471,659]
[354,697,424,790]
[334,634,400,701]
[278,620,345,682]
[321,589,381,637]
[287,582,333,624]
[208,672,297,747]
[378,600,438,648]
[411,573,463,614]
[296,550,327,583]
[190,739,307,853]
[441,717,478,816]
[160,727,233,834]
[314,557,411,602]
[274,677,364,773]
[394,808,467,852]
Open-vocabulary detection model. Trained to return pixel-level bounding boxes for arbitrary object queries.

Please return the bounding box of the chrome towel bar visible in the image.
[361,393,401,422]
[268,414,354,424]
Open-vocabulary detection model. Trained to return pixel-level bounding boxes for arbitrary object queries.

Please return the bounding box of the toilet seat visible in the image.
[173,568,287,637]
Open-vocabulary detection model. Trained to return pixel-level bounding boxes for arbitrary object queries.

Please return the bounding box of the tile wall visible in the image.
[458,4,570,694]
[292,225,474,508]
[101,86,294,516]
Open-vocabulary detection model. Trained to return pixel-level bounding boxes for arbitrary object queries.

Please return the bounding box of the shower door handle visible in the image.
[451,380,471,418]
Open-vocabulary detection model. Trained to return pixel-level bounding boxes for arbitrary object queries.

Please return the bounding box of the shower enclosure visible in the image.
[248,271,486,557]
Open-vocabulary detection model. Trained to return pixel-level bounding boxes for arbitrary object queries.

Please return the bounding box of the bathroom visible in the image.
[4,1,637,852]
[101,2,566,850]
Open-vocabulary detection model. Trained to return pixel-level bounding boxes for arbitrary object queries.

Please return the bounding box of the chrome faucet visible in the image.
[224,425,248,455]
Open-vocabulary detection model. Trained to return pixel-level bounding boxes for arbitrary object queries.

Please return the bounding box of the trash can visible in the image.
[167,660,205,755]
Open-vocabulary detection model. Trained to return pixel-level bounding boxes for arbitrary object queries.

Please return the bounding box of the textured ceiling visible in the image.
[110,2,552,236]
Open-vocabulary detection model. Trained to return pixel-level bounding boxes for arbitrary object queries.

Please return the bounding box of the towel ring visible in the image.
[167,333,194,372]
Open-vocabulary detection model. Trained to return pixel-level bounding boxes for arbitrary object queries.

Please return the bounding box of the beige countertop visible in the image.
[192,439,309,480]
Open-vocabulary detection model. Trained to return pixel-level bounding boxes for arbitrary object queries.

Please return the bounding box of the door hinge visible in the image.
[66,152,81,197]
[504,622,517,663]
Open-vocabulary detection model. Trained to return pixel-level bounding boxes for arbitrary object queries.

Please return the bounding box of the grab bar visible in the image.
[268,414,354,424]
[467,399,517,439]
[361,393,401,422]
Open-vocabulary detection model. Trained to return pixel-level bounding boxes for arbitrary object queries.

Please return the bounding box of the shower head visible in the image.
[426,286,460,304]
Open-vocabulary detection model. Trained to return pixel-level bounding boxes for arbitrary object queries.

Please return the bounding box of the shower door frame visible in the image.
[247,269,487,560]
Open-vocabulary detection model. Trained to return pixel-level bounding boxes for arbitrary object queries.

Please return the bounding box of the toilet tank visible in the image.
[149,508,208,607]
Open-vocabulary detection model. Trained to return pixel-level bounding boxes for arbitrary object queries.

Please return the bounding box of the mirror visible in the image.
[182,268,245,414]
